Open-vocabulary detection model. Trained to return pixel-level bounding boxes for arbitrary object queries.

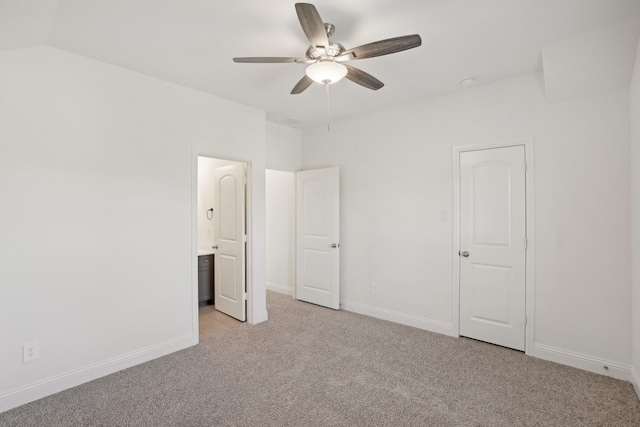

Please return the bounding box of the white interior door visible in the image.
[459,146,526,351]
[213,163,246,321]
[296,167,340,309]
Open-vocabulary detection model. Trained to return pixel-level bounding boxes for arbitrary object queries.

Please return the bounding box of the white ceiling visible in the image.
[2,0,640,128]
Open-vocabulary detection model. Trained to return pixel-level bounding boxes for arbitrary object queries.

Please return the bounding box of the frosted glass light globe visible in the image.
[305,60,348,84]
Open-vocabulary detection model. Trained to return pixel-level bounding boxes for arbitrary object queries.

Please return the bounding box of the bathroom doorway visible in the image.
[197,156,248,334]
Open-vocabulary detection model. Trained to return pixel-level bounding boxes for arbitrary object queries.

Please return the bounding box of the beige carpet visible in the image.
[2,291,639,426]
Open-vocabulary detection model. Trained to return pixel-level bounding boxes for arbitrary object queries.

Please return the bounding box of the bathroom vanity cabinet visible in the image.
[198,254,214,306]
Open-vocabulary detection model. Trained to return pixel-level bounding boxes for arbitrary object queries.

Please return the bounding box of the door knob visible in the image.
[212,245,218,250]
[461,251,469,257]
[331,243,339,248]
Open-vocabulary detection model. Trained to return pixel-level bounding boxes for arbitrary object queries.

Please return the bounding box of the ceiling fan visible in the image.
[233,3,422,94]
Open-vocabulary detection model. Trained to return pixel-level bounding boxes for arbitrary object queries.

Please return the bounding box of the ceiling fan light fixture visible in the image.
[305,60,348,84]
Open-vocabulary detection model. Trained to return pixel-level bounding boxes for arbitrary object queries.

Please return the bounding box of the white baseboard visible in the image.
[340,300,456,337]
[632,366,640,401]
[0,334,196,413]
[533,344,631,381]
[266,281,294,296]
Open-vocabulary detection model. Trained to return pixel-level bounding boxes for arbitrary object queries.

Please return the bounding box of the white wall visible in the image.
[0,46,267,411]
[542,18,640,103]
[266,121,302,172]
[302,72,632,379]
[266,170,296,295]
[631,33,640,396]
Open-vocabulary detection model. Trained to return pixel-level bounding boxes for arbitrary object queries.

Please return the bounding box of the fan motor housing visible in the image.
[305,22,343,60]
[306,43,344,60]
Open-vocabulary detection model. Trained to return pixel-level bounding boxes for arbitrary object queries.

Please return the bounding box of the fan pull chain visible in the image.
[325,81,331,132]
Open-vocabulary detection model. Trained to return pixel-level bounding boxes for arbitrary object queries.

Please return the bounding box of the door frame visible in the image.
[452,137,535,355]
[191,151,254,338]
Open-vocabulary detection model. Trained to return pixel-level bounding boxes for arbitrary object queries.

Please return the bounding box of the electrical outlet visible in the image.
[23,340,40,363]
[371,282,378,295]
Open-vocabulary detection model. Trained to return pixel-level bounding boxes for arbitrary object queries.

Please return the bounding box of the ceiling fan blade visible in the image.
[233,57,310,63]
[337,34,422,61]
[344,65,384,90]
[295,3,329,49]
[291,75,314,94]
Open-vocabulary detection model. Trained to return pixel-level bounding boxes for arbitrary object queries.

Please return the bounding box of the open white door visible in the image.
[213,163,246,321]
[296,167,340,309]
[459,146,526,351]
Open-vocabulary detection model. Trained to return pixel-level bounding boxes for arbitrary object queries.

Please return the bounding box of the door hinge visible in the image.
[243,234,247,243]
[243,292,248,301]
[523,162,528,173]
[524,315,528,326]
[524,237,527,249]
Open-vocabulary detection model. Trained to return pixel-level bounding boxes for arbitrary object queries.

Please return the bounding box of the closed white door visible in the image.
[459,146,526,351]
[296,167,340,309]
[213,163,246,321]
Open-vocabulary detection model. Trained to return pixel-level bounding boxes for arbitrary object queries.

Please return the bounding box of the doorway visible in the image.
[196,156,248,332]
[265,167,341,311]
[266,169,296,296]
[453,138,535,354]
